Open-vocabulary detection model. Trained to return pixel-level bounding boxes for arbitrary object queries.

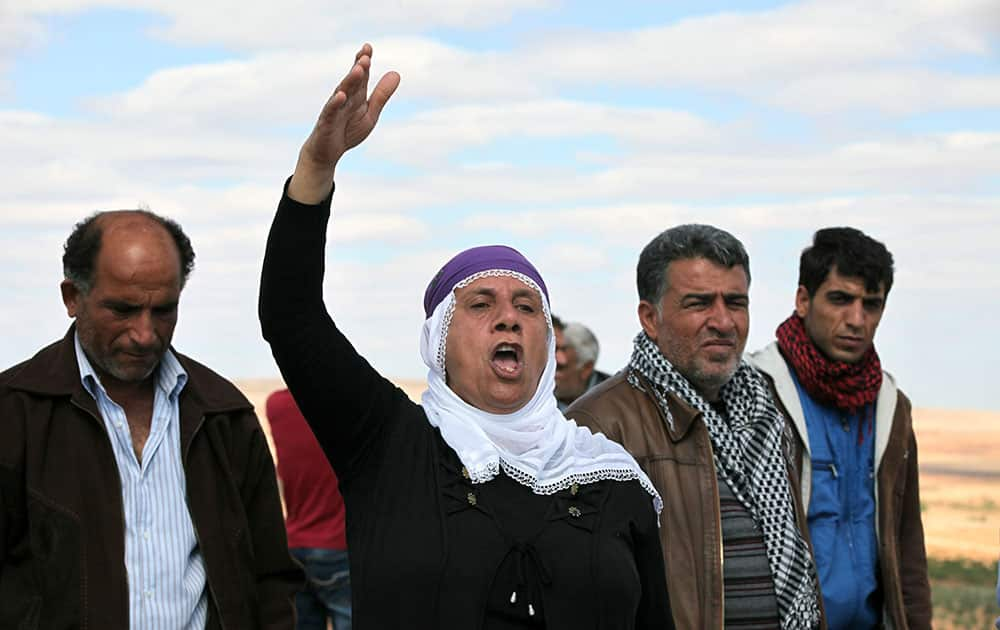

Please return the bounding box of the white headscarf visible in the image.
[419,268,661,513]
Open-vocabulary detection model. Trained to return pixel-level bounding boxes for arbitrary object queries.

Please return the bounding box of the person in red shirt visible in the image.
[266,389,351,629]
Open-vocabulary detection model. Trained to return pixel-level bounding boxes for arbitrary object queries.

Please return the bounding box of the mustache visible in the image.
[118,341,163,355]
[703,333,737,343]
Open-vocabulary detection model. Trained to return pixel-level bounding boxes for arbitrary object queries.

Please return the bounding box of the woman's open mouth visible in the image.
[490,342,523,379]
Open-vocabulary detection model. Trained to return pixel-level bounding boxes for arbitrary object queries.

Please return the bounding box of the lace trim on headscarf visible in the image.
[419,270,662,516]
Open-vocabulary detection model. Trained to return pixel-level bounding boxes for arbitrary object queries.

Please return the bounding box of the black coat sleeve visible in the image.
[633,496,675,629]
[259,180,413,481]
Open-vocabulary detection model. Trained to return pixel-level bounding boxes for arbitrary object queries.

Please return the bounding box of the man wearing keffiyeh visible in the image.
[567,224,823,630]
[751,228,931,630]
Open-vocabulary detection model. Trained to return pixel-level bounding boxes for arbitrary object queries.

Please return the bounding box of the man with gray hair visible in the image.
[567,224,823,630]
[554,319,610,411]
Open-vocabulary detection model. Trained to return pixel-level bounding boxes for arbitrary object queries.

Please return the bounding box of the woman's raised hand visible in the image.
[289,43,400,204]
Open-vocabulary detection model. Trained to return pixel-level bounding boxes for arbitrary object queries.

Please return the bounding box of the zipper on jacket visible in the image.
[716,492,724,629]
[72,398,130,625]
[182,414,227,630]
[707,439,724,629]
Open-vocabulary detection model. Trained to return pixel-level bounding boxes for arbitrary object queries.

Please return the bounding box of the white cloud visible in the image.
[371,100,719,165]
[0,9,46,96]
[532,0,997,83]
[461,193,1000,289]
[8,0,555,50]
[2,0,1000,410]
[518,0,1000,115]
[768,69,1000,114]
[7,0,1000,121]
[87,39,551,134]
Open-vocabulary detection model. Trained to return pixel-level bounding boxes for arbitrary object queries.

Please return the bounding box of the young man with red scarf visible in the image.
[751,228,931,630]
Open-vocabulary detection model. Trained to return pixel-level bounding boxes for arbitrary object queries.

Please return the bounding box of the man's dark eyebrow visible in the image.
[100,299,139,309]
[681,292,714,301]
[826,288,857,297]
[681,292,747,301]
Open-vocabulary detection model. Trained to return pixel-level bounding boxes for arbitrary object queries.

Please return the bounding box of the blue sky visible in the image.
[2,0,999,410]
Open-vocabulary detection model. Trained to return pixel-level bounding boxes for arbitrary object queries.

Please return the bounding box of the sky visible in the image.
[1,0,999,411]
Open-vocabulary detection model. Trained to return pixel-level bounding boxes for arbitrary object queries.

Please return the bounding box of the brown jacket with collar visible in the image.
[567,368,823,630]
[0,328,302,629]
[751,341,932,630]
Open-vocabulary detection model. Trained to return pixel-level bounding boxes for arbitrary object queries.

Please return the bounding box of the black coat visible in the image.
[260,184,674,630]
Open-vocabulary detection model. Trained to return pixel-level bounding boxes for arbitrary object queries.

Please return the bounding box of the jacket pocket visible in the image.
[806,458,840,577]
[0,493,81,629]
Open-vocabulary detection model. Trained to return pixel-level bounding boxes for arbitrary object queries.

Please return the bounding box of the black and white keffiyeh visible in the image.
[628,332,820,630]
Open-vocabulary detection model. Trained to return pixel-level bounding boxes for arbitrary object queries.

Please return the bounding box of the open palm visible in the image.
[302,43,400,168]
[289,43,400,204]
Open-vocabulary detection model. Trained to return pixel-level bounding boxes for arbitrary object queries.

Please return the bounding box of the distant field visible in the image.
[913,408,999,564]
[238,379,1000,625]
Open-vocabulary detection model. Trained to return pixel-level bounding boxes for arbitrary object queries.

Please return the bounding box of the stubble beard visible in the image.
[78,326,161,385]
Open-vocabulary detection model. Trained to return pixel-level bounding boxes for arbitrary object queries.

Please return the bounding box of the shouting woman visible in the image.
[259,44,673,630]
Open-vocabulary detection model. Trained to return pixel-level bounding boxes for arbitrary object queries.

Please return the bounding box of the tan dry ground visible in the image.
[236,378,999,563]
[912,407,1000,564]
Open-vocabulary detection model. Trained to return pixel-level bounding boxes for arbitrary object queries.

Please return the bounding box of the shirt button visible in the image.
[144,589,154,599]
[143,530,151,540]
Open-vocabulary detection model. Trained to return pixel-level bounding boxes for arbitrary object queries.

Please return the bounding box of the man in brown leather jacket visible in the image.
[567,224,824,630]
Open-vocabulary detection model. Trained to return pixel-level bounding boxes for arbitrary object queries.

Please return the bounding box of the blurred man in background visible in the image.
[553,318,609,411]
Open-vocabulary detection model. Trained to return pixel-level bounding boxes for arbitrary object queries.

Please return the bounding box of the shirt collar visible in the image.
[74,332,188,402]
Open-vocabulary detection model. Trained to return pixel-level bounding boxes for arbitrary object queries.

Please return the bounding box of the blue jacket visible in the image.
[752,341,932,630]
[791,370,879,629]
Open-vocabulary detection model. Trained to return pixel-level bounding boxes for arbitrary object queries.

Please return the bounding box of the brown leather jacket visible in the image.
[751,341,932,630]
[567,368,822,630]
[0,327,302,629]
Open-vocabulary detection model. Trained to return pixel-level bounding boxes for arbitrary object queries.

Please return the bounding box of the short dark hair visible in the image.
[799,227,893,297]
[551,314,565,331]
[63,210,196,293]
[637,224,750,305]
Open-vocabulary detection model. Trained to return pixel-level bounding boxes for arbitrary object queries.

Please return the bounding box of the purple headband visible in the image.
[423,245,549,318]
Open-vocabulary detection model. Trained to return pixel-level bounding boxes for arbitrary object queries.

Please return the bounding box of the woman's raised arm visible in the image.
[259,44,402,480]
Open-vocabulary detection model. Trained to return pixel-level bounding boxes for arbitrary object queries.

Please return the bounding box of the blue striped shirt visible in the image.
[75,334,208,629]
